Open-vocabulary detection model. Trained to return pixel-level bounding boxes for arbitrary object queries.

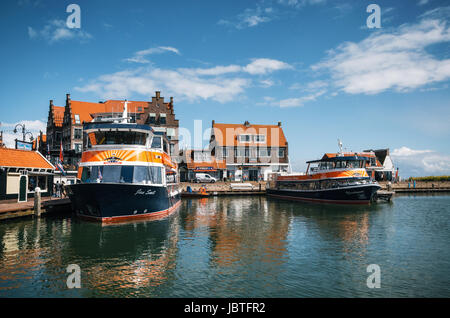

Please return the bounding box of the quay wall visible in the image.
[180,181,267,192]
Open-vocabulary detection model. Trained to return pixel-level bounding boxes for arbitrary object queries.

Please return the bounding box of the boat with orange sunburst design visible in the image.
[66,101,180,223]
[267,142,381,205]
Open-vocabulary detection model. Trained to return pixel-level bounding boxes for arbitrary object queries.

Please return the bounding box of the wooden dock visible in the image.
[0,197,72,221]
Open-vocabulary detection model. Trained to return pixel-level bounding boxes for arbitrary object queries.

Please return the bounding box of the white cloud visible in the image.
[28,19,92,44]
[75,66,250,103]
[124,46,180,64]
[1,120,47,148]
[418,0,429,6]
[75,57,290,103]
[259,89,326,108]
[391,146,450,176]
[218,6,275,29]
[179,65,242,76]
[391,146,433,157]
[312,17,450,95]
[243,58,292,75]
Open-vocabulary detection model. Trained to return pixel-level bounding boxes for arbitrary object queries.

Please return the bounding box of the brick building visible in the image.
[45,91,179,167]
[209,120,290,181]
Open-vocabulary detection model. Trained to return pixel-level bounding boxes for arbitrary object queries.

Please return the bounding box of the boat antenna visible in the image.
[338,139,343,156]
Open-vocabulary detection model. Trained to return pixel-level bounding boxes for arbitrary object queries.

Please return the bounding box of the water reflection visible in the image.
[1,195,449,297]
[68,215,179,297]
[180,196,291,296]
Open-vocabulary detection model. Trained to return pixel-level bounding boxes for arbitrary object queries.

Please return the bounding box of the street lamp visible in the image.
[13,123,34,142]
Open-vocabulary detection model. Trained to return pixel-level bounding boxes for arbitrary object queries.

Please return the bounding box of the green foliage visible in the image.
[410,176,450,182]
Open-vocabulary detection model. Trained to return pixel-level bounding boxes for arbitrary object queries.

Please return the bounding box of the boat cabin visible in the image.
[306,155,370,174]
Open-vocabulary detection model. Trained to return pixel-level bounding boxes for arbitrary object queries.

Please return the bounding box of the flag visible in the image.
[56,160,66,175]
[59,141,64,163]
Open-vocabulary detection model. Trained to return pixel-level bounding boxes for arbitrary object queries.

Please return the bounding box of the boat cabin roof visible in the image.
[306,155,370,164]
[83,122,154,134]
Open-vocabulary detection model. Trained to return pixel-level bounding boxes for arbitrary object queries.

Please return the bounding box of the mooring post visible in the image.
[34,187,41,217]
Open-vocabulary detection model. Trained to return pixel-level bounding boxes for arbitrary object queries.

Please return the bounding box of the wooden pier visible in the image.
[0,196,72,221]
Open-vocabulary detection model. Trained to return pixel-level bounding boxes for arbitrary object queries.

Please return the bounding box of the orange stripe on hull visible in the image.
[277,169,368,181]
[77,200,181,225]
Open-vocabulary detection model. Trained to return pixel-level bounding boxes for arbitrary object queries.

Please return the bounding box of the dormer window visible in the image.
[74,114,80,124]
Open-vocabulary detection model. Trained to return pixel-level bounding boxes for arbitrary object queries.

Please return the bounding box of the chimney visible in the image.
[155,91,160,99]
[278,121,281,127]
[244,120,250,127]
[212,120,215,127]
[170,96,173,104]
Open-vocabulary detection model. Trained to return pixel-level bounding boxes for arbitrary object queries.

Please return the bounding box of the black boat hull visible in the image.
[66,183,181,223]
[266,184,381,205]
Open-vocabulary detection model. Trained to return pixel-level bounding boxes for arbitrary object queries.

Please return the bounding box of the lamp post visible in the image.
[14,123,34,142]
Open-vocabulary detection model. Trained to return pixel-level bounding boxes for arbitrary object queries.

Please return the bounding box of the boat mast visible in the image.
[122,100,129,124]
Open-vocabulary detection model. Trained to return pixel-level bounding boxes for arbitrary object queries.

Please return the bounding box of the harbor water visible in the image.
[0,194,449,297]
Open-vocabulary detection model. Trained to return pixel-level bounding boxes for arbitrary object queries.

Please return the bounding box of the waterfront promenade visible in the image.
[379,181,450,193]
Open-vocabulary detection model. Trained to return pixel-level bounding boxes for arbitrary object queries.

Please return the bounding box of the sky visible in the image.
[0,0,450,177]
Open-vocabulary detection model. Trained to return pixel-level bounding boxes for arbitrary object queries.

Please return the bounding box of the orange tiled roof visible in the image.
[52,106,65,127]
[212,122,287,147]
[0,148,54,169]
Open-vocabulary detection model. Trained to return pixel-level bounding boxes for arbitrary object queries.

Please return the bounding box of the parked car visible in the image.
[193,173,217,183]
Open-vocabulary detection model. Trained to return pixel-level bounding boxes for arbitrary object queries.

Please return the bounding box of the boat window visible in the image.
[92,131,147,145]
[120,166,134,183]
[81,165,162,184]
[102,166,121,183]
[133,166,162,184]
[151,136,162,149]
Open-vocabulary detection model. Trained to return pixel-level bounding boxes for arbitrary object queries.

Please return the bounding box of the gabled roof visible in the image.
[52,106,65,127]
[0,148,54,169]
[212,122,287,147]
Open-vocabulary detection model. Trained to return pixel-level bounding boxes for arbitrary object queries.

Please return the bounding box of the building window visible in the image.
[278,148,285,158]
[149,113,156,124]
[160,113,167,124]
[74,128,82,139]
[259,147,271,157]
[74,114,81,124]
[138,107,143,112]
[235,147,245,157]
[223,147,227,157]
[238,134,252,142]
[166,128,175,140]
[74,143,82,153]
[254,135,266,143]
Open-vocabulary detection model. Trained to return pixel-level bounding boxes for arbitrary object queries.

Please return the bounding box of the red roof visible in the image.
[212,122,287,147]
[0,148,54,169]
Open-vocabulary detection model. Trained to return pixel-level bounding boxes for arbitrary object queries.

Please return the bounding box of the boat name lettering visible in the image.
[134,189,156,196]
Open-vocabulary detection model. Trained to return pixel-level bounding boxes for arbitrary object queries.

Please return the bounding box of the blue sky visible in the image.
[1,0,450,177]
